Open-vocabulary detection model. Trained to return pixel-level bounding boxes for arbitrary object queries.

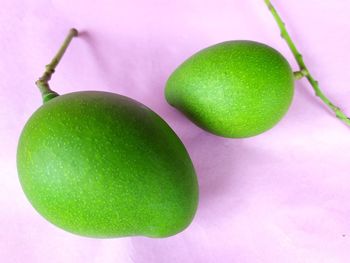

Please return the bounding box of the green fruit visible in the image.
[18,29,198,238]
[17,91,198,238]
[165,40,294,138]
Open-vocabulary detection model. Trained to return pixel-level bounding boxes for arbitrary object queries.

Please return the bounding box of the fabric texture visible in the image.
[1,0,350,262]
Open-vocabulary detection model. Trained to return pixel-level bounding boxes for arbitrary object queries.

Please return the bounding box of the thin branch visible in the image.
[264,0,350,126]
[36,28,78,103]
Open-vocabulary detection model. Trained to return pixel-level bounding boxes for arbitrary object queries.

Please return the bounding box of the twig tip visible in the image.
[70,28,79,37]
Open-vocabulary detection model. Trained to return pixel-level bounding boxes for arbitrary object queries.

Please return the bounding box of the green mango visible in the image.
[165,40,294,138]
[17,91,198,238]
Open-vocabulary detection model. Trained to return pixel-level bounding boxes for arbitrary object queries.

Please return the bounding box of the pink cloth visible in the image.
[1,0,350,262]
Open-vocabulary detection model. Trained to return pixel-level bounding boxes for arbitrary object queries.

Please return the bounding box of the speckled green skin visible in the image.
[17,91,198,238]
[165,41,294,138]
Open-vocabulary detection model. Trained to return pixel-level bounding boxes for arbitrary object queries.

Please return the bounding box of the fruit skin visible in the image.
[17,91,198,238]
[165,40,294,138]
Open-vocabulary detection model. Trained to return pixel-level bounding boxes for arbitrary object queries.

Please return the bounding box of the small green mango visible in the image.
[165,40,294,138]
[17,91,198,238]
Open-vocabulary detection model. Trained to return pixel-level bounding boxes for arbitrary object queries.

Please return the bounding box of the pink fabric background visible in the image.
[1,0,350,262]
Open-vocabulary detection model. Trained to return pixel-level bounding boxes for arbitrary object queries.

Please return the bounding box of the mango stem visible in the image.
[264,0,350,127]
[36,28,78,103]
